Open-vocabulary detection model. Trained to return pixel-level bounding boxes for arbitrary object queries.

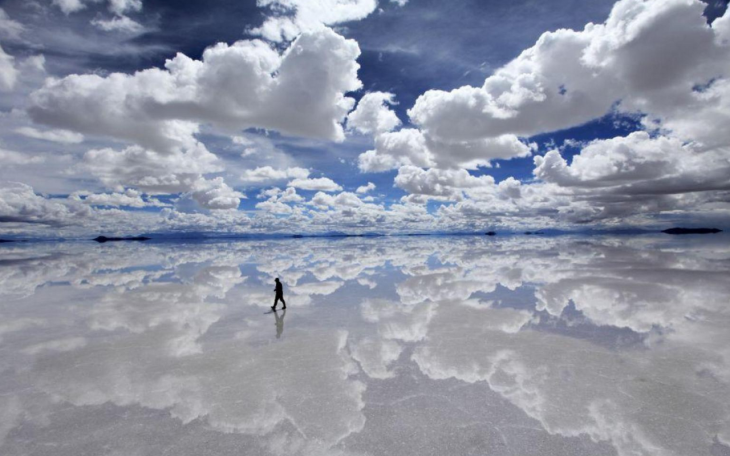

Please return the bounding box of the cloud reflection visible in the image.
[1,234,729,455]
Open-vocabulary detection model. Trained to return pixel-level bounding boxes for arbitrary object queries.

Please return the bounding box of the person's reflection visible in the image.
[274,308,286,339]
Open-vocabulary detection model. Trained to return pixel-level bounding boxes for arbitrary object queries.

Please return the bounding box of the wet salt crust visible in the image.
[1,234,729,456]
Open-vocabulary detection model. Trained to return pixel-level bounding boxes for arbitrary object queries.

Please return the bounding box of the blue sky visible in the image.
[0,0,729,236]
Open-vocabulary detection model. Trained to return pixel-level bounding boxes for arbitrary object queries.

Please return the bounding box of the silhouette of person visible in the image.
[274,308,286,339]
[272,277,286,310]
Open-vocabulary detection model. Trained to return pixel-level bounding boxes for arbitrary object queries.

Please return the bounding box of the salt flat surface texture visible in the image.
[1,235,730,456]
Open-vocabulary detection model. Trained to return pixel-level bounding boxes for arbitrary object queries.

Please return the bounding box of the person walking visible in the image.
[272,277,286,310]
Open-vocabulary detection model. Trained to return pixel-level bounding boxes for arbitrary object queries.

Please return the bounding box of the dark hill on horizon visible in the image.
[662,228,722,235]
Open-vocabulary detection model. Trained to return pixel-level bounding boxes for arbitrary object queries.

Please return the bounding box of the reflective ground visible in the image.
[1,234,730,456]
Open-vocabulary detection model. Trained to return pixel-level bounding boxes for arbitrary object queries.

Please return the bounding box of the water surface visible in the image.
[1,235,730,455]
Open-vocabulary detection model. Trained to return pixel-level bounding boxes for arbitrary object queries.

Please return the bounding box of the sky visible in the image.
[0,0,729,237]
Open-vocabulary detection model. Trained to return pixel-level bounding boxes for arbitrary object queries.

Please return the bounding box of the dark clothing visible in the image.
[273,281,286,309]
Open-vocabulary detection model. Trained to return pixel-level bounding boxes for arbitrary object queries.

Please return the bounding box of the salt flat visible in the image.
[1,234,729,456]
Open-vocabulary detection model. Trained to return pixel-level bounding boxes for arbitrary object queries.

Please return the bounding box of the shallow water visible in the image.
[1,235,730,456]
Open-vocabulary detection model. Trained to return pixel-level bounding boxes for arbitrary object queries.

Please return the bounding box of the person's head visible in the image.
[275,278,280,283]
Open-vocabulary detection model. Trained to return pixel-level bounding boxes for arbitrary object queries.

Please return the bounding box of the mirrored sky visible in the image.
[2,234,730,455]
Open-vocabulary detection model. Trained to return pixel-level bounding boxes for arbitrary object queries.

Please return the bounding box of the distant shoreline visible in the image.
[1,227,725,244]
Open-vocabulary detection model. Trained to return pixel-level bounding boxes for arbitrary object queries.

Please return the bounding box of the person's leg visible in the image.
[281,297,286,309]
[272,296,278,309]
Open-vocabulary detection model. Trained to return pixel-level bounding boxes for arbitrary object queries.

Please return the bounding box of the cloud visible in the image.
[0,182,90,226]
[22,337,87,355]
[408,0,730,150]
[276,187,304,203]
[293,280,344,296]
[52,0,84,14]
[185,178,245,211]
[347,92,401,135]
[255,187,304,213]
[4,0,730,234]
[0,149,45,166]
[3,233,730,453]
[15,127,84,144]
[29,28,362,149]
[71,189,168,208]
[355,182,375,194]
[301,190,441,231]
[361,298,436,342]
[534,132,718,191]
[82,143,221,194]
[13,260,366,450]
[405,237,730,456]
[309,191,336,208]
[259,186,304,203]
[157,209,253,234]
[52,0,142,15]
[358,128,531,172]
[358,128,434,172]
[91,15,144,33]
[251,0,378,42]
[394,166,496,203]
[0,45,18,92]
[427,135,533,170]
[529,131,730,222]
[354,0,730,227]
[0,8,25,41]
[107,0,143,15]
[288,177,343,192]
[333,192,365,208]
[381,129,729,226]
[255,199,294,214]
[350,337,402,379]
[307,190,373,212]
[241,166,310,184]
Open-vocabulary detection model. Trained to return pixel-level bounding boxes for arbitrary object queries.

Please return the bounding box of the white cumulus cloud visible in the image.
[29,28,362,154]
[288,177,343,192]
[81,143,221,194]
[408,0,730,151]
[0,182,90,226]
[356,182,376,194]
[242,166,310,184]
[358,127,531,172]
[347,92,401,135]
[185,178,245,210]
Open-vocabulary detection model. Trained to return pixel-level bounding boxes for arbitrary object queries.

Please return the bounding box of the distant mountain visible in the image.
[662,227,722,235]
